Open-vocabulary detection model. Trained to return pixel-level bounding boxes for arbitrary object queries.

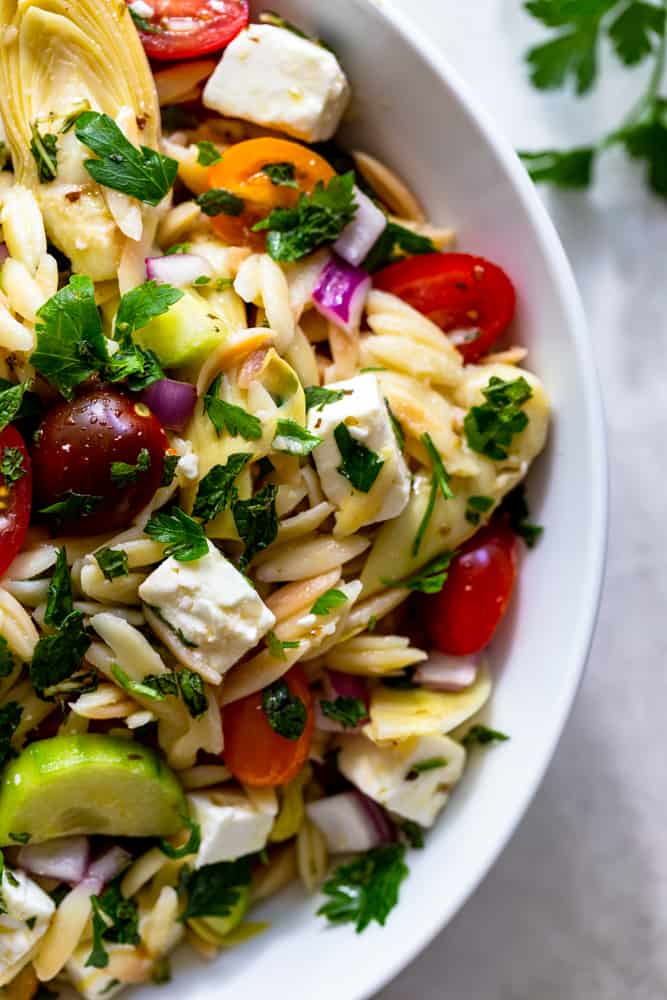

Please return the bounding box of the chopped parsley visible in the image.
[400,820,424,849]
[465,494,495,526]
[181,857,252,921]
[196,188,245,217]
[408,757,447,776]
[9,831,30,844]
[196,141,222,166]
[158,816,201,859]
[203,375,262,440]
[253,171,357,262]
[86,883,140,969]
[317,844,409,933]
[304,385,345,411]
[192,453,252,523]
[0,636,15,679]
[232,484,278,569]
[311,588,348,616]
[0,703,22,768]
[145,507,208,563]
[114,281,183,340]
[262,679,307,740]
[44,547,73,628]
[386,401,405,450]
[178,669,208,718]
[383,551,454,595]
[272,419,322,455]
[75,111,178,207]
[320,696,367,728]
[0,446,26,487]
[95,548,129,582]
[30,123,58,183]
[39,491,102,522]
[111,663,164,703]
[128,6,160,32]
[461,724,510,748]
[261,162,298,188]
[266,630,300,660]
[334,422,384,493]
[500,484,544,548]
[115,664,206,718]
[29,611,90,699]
[0,381,31,431]
[363,221,435,272]
[110,448,151,487]
[413,433,454,556]
[161,453,180,487]
[463,376,533,461]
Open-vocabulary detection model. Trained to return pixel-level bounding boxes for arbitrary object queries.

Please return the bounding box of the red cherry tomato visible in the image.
[422,517,517,655]
[31,387,167,535]
[373,253,516,364]
[0,426,32,577]
[128,0,248,61]
[223,666,314,787]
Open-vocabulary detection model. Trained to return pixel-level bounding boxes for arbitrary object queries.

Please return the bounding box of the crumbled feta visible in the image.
[138,542,275,678]
[202,25,350,143]
[338,732,466,827]
[307,373,411,532]
[188,788,278,868]
[0,868,54,987]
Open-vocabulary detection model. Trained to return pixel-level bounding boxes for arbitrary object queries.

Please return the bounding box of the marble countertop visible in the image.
[379,3,666,998]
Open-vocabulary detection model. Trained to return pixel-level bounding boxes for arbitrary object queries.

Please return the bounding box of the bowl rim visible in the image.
[346,1,609,996]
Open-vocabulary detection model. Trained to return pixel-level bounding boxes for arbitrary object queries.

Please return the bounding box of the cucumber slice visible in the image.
[135,291,223,368]
[0,735,186,845]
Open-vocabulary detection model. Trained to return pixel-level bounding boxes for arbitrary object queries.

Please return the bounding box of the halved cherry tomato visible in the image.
[422,516,517,655]
[373,253,516,364]
[223,666,314,787]
[207,138,335,248]
[127,0,248,62]
[0,426,32,578]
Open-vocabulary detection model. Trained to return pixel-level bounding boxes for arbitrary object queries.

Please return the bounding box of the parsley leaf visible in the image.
[266,630,300,660]
[261,162,298,188]
[204,375,262,440]
[0,382,31,431]
[413,433,453,556]
[95,548,129,582]
[106,344,164,392]
[363,221,435,273]
[386,401,405,451]
[31,275,108,399]
[75,111,178,206]
[158,816,201,859]
[499,484,544,547]
[320,696,367,728]
[110,448,151,487]
[114,281,184,340]
[383,552,454,594]
[262,679,307,740]
[0,636,15,679]
[311,588,348,616]
[518,147,596,188]
[178,669,207,718]
[44,547,73,628]
[29,611,90,700]
[304,386,345,411]
[619,108,667,197]
[317,844,409,933]
[232,484,278,568]
[465,494,495,526]
[87,883,140,969]
[273,419,322,455]
[462,724,510,748]
[192,453,252,523]
[334,422,384,493]
[196,141,222,166]
[145,507,208,562]
[400,820,424,849]
[129,6,160,32]
[39,491,102,522]
[464,376,533,461]
[253,172,357,262]
[111,662,167,703]
[196,188,245,217]
[409,757,447,775]
[181,857,252,921]
[161,453,179,487]
[524,0,616,95]
[30,123,58,182]
[0,446,25,487]
[0,703,22,768]
[608,1,665,65]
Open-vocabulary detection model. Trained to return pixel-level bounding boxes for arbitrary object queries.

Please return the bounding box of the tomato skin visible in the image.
[422,517,518,655]
[31,387,168,535]
[0,426,32,577]
[129,0,248,61]
[373,253,516,364]
[223,666,314,787]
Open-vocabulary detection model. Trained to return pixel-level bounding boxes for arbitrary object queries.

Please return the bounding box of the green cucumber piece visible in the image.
[188,883,251,942]
[135,291,224,368]
[0,735,186,844]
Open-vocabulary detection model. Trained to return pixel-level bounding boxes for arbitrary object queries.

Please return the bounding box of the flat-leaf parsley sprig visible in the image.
[519,0,667,197]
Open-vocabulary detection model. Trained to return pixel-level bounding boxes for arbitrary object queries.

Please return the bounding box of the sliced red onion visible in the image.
[334,187,387,267]
[415,653,479,692]
[0,243,8,264]
[142,378,196,431]
[326,669,368,705]
[311,255,371,335]
[306,790,392,853]
[18,836,89,884]
[86,846,132,887]
[145,253,211,287]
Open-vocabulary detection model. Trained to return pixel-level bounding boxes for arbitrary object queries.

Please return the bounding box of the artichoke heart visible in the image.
[0,0,161,281]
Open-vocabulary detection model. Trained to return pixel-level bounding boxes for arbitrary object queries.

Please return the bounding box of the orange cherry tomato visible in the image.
[207,138,335,248]
[222,666,314,787]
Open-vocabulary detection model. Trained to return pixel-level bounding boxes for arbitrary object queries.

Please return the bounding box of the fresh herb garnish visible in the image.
[272,419,322,455]
[0,382,31,431]
[408,757,447,776]
[334,422,384,493]
[253,172,357,262]
[385,401,405,450]
[203,374,262,440]
[500,484,544,547]
[383,551,454,595]
[114,281,183,340]
[317,844,409,933]
[111,663,164,703]
[9,832,30,844]
[87,883,140,969]
[39,491,102,522]
[400,820,425,849]
[0,447,25,487]
[178,669,207,718]
[75,111,178,206]
[29,611,90,699]
[95,548,129,582]
[192,453,252,523]
[196,188,245,217]
[261,162,298,188]
[0,703,22,768]
[110,448,151,487]
[412,433,454,556]
[304,385,346,411]
[196,141,222,166]
[463,376,533,461]
[462,724,510,748]
[0,637,15,679]
[266,630,300,660]
[465,494,495,526]
[363,221,435,272]
[158,817,201,859]
[117,664,207,718]
[129,6,160,32]
[310,588,348,616]
[262,679,307,740]
[145,507,208,563]
[181,857,252,921]
[320,696,367,728]
[44,547,73,628]
[232,484,278,568]
[161,453,180,487]
[30,123,58,182]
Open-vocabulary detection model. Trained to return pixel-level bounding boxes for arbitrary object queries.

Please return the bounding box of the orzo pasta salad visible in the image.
[0,1,549,995]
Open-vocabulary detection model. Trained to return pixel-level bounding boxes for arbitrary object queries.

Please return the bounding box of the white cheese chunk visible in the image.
[202,25,350,143]
[0,868,54,987]
[138,542,275,677]
[188,788,278,868]
[338,733,466,828]
[307,373,411,532]
[66,942,151,999]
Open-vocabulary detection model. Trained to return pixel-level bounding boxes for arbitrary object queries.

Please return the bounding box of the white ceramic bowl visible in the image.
[135,2,608,998]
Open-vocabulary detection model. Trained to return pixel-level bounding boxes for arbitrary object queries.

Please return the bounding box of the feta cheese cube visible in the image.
[202,25,350,143]
[338,733,466,828]
[138,542,275,677]
[188,788,278,868]
[307,373,411,532]
[0,868,54,987]
[66,942,151,999]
